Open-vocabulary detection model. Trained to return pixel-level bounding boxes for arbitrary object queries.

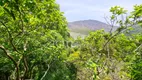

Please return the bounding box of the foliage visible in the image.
[67,4,142,80]
[0,0,72,80]
[0,0,142,80]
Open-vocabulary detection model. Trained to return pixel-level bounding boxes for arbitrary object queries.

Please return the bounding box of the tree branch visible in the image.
[0,45,19,80]
[40,59,53,80]
[0,45,17,66]
[103,31,120,49]
[0,21,21,54]
[23,54,29,79]
[133,43,142,52]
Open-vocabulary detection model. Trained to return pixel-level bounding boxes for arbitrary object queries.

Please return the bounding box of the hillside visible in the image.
[68,20,112,38]
[68,20,142,39]
[129,25,142,34]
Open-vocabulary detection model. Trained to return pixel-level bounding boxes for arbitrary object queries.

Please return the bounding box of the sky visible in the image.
[56,0,142,22]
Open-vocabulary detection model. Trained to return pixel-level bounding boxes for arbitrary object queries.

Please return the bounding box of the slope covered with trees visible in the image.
[0,0,142,80]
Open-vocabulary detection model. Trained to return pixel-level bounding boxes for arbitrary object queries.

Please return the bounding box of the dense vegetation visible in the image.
[0,0,142,80]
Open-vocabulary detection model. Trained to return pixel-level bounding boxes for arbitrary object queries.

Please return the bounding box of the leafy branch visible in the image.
[0,45,19,80]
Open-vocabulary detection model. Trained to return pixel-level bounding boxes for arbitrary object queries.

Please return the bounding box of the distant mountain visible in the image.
[126,25,142,35]
[68,20,112,34]
[68,19,142,39]
[68,20,113,38]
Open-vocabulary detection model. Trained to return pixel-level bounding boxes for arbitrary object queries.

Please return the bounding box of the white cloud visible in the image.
[56,0,142,22]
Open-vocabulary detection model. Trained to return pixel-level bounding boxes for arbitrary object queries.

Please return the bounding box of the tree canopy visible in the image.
[0,0,142,80]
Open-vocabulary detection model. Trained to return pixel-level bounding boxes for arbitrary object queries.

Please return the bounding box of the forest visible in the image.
[0,0,142,80]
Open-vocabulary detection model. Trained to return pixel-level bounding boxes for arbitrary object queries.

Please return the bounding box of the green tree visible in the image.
[67,4,142,80]
[0,0,71,80]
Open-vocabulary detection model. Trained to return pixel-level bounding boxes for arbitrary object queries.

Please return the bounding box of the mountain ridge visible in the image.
[68,19,111,33]
[68,19,112,38]
[68,19,142,39]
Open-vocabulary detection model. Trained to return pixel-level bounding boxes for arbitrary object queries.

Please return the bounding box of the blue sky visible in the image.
[56,0,141,22]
